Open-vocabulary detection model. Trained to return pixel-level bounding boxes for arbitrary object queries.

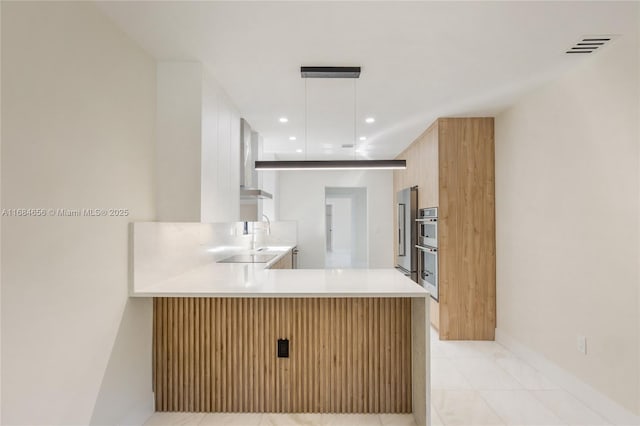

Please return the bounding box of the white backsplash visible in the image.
[132,221,297,292]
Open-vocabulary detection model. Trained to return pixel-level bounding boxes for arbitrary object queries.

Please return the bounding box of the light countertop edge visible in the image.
[132,289,430,298]
[132,243,430,298]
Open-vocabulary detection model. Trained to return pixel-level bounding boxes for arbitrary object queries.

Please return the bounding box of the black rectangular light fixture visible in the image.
[255,160,406,171]
[301,66,361,79]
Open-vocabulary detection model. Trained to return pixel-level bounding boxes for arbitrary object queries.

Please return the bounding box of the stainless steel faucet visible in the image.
[246,216,271,251]
[262,214,271,236]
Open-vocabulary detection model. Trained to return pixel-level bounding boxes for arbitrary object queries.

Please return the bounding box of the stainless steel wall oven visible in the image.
[417,207,437,247]
[416,207,438,300]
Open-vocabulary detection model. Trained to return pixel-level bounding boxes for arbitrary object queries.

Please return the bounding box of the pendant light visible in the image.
[254,66,406,171]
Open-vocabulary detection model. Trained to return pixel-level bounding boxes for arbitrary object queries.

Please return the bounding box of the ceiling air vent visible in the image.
[341,144,354,148]
[566,36,614,54]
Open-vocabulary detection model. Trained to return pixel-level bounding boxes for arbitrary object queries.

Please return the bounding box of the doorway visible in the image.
[325,204,333,252]
[324,187,367,269]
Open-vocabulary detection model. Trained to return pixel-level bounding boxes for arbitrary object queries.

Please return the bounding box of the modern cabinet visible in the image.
[152,297,413,414]
[394,118,496,340]
[269,249,294,270]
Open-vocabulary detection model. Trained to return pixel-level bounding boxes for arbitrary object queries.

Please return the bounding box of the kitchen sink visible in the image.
[218,254,277,263]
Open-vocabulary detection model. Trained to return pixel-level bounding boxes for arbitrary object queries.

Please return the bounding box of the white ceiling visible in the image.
[97,1,638,160]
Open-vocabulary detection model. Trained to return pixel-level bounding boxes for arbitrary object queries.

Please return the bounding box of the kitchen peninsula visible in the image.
[131,222,431,426]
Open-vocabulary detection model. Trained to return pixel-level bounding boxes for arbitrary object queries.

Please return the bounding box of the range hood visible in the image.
[240,118,273,200]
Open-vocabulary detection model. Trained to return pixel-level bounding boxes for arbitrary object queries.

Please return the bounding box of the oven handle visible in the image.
[416,245,437,253]
[421,270,435,280]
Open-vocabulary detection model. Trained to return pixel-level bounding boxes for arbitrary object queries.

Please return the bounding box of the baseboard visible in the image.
[118,392,154,426]
[495,328,640,426]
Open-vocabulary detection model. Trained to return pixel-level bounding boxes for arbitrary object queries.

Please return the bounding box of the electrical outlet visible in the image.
[277,338,289,358]
[577,335,587,355]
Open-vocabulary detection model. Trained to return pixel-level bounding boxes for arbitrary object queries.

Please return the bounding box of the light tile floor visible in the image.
[145,327,617,426]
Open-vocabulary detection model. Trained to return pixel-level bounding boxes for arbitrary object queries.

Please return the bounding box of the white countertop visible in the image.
[131,246,428,298]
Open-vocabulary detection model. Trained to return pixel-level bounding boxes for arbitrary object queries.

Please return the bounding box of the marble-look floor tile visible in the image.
[434,340,511,359]
[495,357,559,390]
[258,413,324,425]
[430,406,444,426]
[468,341,513,359]
[430,340,482,358]
[379,413,416,425]
[144,412,206,426]
[199,413,263,425]
[431,357,473,390]
[321,414,382,425]
[480,390,565,425]
[430,341,449,358]
[432,390,505,426]
[531,390,612,425]
[450,358,523,390]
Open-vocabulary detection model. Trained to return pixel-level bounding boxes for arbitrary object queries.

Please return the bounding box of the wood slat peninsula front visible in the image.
[153,297,412,413]
[394,117,496,340]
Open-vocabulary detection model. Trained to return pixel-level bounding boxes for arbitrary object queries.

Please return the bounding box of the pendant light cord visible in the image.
[353,78,357,160]
[304,78,308,161]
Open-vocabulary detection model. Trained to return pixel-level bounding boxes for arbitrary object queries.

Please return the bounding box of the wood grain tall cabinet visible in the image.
[393,117,496,340]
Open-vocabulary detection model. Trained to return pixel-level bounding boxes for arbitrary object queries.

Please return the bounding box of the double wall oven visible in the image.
[416,207,438,301]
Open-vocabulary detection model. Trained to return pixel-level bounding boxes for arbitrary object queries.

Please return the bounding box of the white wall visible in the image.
[260,154,279,221]
[278,170,393,269]
[495,32,639,416]
[0,0,3,415]
[156,62,202,222]
[637,15,640,418]
[2,2,156,424]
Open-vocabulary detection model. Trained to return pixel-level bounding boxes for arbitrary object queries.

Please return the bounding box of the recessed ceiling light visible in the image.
[365,117,375,124]
[279,117,288,123]
[295,149,303,153]
[359,136,367,141]
[289,136,296,141]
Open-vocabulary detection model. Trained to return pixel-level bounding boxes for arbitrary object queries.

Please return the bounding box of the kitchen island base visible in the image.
[153,297,429,424]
